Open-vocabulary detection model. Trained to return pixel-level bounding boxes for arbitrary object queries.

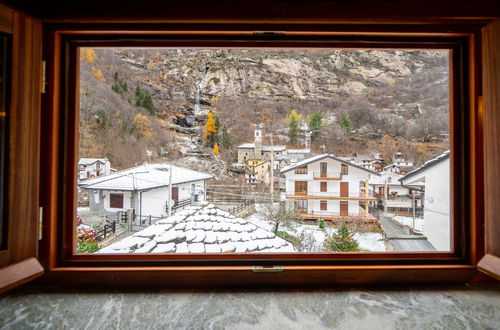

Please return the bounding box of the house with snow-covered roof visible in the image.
[79,163,213,219]
[280,154,380,221]
[369,171,423,214]
[399,151,450,251]
[98,203,295,253]
[78,158,111,180]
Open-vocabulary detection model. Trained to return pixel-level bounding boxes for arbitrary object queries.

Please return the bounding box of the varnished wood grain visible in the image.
[0,257,43,294]
[0,3,12,34]
[481,20,500,278]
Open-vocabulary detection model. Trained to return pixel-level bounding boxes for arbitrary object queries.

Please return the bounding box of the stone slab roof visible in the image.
[99,203,296,253]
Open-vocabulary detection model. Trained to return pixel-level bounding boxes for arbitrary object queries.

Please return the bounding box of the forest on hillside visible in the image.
[79,48,449,171]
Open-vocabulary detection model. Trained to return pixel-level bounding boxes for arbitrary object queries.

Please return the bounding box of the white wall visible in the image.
[284,157,371,216]
[422,158,450,251]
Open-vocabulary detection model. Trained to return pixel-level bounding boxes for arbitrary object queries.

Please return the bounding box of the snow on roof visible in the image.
[280,154,380,176]
[287,149,311,154]
[79,163,213,191]
[99,203,296,254]
[368,171,422,186]
[399,150,450,183]
[78,158,108,165]
[237,143,287,151]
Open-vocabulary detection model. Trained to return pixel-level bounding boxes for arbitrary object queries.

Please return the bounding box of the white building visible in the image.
[399,151,450,251]
[79,163,213,218]
[369,171,423,213]
[280,154,379,220]
[78,158,111,180]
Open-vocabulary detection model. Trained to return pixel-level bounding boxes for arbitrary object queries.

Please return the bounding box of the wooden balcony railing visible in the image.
[286,192,377,201]
[313,172,342,180]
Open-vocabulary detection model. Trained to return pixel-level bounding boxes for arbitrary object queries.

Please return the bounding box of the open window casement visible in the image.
[0,3,44,294]
[478,20,500,280]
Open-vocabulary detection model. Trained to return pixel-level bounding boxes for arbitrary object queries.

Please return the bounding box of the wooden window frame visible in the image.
[320,200,327,211]
[35,23,487,287]
[320,182,327,192]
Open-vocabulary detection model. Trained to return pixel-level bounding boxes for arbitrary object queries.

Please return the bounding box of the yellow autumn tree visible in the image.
[213,143,219,156]
[132,113,154,139]
[91,67,106,82]
[80,48,96,63]
[204,111,218,146]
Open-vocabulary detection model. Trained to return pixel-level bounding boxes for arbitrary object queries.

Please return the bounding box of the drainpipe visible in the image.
[168,163,173,216]
[384,177,388,215]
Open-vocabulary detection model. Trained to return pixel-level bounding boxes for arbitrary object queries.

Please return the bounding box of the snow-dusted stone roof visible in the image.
[79,163,213,191]
[369,171,404,185]
[78,158,108,165]
[98,203,296,254]
[287,149,311,154]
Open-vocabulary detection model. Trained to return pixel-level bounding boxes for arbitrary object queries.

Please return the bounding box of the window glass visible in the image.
[76,48,451,254]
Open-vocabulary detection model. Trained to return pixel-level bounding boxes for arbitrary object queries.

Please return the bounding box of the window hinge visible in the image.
[41,60,46,94]
[251,265,284,273]
[38,206,43,240]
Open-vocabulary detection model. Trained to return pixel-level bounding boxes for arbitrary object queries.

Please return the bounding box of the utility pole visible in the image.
[168,163,173,217]
[270,134,274,196]
[412,192,416,234]
[384,177,388,215]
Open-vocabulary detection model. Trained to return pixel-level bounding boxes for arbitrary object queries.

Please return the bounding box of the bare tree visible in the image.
[256,198,301,234]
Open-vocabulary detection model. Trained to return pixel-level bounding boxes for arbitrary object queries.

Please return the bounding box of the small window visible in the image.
[341,164,348,175]
[109,193,124,209]
[320,200,327,211]
[320,182,327,192]
[295,166,308,174]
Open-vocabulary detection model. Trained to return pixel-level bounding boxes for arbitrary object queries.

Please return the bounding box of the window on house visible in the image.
[295,166,308,174]
[109,193,124,209]
[67,39,458,260]
[341,164,348,175]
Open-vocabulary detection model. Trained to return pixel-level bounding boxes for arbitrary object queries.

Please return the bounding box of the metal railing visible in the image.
[297,210,374,219]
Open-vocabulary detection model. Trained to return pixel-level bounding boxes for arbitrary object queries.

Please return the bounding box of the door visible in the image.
[172,187,179,204]
[294,181,308,196]
[320,162,327,178]
[0,4,44,294]
[340,202,349,216]
[340,182,349,197]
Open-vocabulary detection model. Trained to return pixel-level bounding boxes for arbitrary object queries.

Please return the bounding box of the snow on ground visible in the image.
[393,216,424,232]
[246,205,386,252]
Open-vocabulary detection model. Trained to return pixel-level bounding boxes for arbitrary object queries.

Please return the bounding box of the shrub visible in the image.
[318,219,326,230]
[76,240,100,253]
[323,222,360,252]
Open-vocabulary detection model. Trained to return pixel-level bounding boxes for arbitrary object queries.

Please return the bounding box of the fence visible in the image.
[95,217,117,241]
[226,199,255,215]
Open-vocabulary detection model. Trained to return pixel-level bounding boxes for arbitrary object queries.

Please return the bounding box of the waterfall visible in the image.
[193,65,209,115]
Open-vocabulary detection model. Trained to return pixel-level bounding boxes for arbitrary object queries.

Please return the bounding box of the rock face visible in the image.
[80,48,449,170]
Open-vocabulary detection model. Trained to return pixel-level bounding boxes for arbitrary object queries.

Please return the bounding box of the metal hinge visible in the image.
[41,61,46,94]
[38,206,43,240]
[251,265,284,273]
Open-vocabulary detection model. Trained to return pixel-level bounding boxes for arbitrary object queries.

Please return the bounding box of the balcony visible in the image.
[286,192,377,201]
[313,172,342,180]
[296,210,377,222]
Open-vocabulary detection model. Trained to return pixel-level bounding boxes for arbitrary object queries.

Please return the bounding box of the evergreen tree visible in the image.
[309,111,324,141]
[134,86,155,116]
[339,112,352,136]
[220,125,231,150]
[204,111,218,146]
[288,109,302,145]
[111,72,128,95]
[323,223,360,252]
